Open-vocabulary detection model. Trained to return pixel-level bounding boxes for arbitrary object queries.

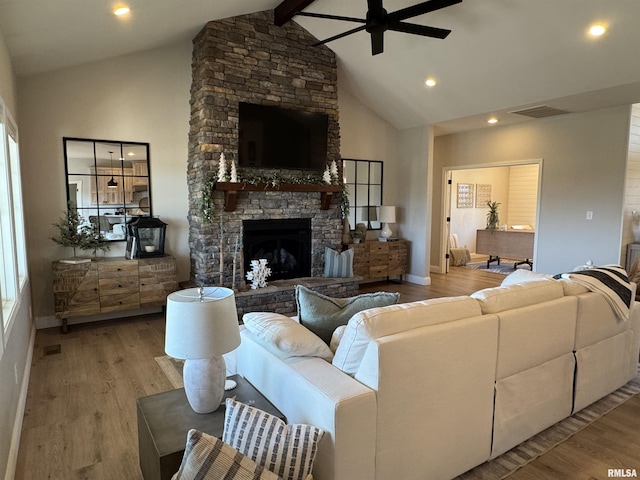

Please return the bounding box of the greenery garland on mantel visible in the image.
[201,171,349,224]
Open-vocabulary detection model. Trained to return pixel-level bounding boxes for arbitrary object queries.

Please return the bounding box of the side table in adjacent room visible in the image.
[137,374,284,480]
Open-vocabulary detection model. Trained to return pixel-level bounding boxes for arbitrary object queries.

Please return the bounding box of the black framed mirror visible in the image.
[343,159,383,230]
[63,137,152,241]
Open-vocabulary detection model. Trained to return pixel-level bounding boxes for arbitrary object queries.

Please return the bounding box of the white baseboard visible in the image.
[36,307,163,330]
[405,274,432,286]
[4,322,35,480]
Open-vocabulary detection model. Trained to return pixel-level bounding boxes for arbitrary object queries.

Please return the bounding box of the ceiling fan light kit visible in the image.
[297,0,462,55]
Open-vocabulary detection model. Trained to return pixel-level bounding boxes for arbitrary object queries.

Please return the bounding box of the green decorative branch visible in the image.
[201,175,217,225]
[200,170,339,224]
[51,209,110,257]
[340,183,350,220]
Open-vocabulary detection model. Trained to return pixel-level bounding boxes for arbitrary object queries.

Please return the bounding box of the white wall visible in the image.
[338,85,400,242]
[0,26,35,480]
[398,126,432,284]
[338,84,433,284]
[434,106,631,274]
[18,41,193,325]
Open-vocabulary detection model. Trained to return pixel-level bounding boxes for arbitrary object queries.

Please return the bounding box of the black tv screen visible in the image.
[238,102,328,171]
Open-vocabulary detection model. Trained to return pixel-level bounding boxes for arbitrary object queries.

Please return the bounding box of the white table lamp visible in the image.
[379,205,396,239]
[165,287,241,414]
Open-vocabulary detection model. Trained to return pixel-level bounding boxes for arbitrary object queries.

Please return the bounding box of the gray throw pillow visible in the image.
[295,285,400,344]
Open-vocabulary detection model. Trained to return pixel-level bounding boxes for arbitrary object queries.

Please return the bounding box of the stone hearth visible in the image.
[187,10,342,290]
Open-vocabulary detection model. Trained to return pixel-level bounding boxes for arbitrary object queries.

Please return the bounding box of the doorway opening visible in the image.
[441,160,542,273]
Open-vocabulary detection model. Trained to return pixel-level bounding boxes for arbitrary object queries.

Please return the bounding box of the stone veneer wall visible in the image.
[188,11,342,288]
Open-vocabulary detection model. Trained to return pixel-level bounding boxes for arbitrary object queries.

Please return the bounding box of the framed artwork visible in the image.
[457,183,474,208]
[476,184,492,207]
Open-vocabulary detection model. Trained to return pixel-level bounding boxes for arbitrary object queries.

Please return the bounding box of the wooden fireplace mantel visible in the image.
[213,182,342,212]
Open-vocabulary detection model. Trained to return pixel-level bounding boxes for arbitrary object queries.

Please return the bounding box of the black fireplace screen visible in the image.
[243,218,312,281]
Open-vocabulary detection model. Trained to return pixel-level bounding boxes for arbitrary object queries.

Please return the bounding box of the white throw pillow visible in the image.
[243,312,333,361]
[330,325,346,353]
[223,398,324,480]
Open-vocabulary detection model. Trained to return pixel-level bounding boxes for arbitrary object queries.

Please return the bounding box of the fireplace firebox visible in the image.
[243,218,312,281]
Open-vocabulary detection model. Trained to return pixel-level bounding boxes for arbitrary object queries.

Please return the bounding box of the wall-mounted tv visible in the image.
[238,102,329,171]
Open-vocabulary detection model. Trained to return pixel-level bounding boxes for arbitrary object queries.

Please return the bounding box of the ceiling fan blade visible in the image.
[371,30,384,55]
[296,11,366,23]
[387,0,462,24]
[388,22,451,39]
[313,24,368,46]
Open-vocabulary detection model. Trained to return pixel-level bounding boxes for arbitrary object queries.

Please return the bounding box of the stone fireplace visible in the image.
[187,10,343,289]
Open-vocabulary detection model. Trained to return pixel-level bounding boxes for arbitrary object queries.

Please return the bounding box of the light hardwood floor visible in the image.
[15,267,640,479]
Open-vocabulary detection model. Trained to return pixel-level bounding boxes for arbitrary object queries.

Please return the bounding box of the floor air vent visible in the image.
[510,105,571,119]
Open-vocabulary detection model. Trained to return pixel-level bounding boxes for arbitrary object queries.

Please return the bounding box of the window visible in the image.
[0,101,27,342]
[342,159,383,230]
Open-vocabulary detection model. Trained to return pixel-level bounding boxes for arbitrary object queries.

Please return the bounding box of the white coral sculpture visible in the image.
[246,259,271,289]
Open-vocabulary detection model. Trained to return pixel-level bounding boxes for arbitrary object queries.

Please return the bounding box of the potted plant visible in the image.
[351,223,367,243]
[51,209,110,262]
[486,200,500,232]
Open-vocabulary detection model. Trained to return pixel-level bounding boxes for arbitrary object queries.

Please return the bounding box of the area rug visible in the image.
[156,356,640,479]
[463,260,532,275]
[155,355,184,389]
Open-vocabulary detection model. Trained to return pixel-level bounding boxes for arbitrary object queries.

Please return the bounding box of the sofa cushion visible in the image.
[501,269,552,285]
[471,279,564,314]
[323,247,354,278]
[223,398,324,480]
[172,429,280,480]
[243,312,333,361]
[333,296,482,375]
[296,285,400,344]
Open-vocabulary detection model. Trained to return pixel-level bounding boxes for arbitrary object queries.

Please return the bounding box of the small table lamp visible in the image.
[165,287,241,414]
[379,205,397,240]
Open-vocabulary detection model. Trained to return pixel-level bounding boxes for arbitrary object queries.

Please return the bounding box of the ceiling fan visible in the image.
[296,0,462,55]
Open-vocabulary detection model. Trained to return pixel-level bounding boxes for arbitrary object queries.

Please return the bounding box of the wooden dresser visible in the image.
[350,240,408,281]
[53,256,178,332]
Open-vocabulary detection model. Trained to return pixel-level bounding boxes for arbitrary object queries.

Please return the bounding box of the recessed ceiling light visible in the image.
[128,151,135,156]
[588,23,606,37]
[113,6,130,16]
[425,78,437,87]
[487,118,498,124]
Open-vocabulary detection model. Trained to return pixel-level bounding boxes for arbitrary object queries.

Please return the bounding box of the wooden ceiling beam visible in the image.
[274,0,317,26]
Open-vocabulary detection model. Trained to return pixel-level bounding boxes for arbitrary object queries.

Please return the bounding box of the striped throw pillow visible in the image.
[172,429,281,480]
[323,247,354,277]
[222,398,324,480]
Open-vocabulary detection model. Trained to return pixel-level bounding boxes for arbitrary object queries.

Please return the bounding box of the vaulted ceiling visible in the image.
[1,0,640,134]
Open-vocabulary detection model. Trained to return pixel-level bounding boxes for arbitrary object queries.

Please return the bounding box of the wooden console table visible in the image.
[52,255,178,333]
[476,230,534,269]
[350,240,408,281]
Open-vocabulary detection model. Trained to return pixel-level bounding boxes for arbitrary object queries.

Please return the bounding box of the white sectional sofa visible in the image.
[236,276,640,480]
